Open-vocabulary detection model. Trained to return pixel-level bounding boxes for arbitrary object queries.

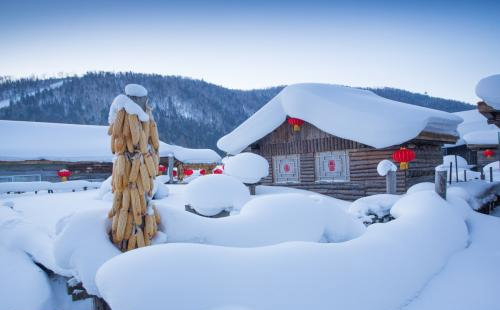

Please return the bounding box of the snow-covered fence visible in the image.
[0,180,102,194]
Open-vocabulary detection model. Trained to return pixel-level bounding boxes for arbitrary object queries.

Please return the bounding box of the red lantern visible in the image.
[392,147,415,170]
[158,164,166,175]
[213,168,223,174]
[328,160,336,172]
[184,169,193,176]
[199,169,206,175]
[57,169,71,182]
[287,117,304,132]
[173,170,177,177]
[483,149,494,158]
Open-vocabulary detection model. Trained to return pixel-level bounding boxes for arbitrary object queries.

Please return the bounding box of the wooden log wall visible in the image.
[252,122,447,201]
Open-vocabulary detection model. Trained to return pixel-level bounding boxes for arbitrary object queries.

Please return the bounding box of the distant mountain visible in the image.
[0,73,474,151]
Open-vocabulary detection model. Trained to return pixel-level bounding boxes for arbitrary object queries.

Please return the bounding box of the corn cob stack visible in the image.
[108,101,161,252]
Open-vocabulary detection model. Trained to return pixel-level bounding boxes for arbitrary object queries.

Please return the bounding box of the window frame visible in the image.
[273,154,301,184]
[314,151,350,183]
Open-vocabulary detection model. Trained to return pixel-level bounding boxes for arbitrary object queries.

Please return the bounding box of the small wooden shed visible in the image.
[218,84,461,200]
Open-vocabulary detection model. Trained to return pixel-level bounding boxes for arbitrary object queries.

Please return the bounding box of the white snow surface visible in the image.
[108,94,150,124]
[376,159,397,176]
[223,152,269,184]
[96,190,468,310]
[124,84,147,97]
[476,74,500,109]
[0,119,219,163]
[217,83,461,154]
[158,193,365,246]
[185,174,251,216]
[0,180,101,194]
[483,161,500,182]
[450,110,498,146]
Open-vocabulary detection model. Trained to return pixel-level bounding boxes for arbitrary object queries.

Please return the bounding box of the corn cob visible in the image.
[142,121,150,142]
[127,234,137,251]
[139,161,151,193]
[129,155,140,182]
[139,192,146,214]
[124,212,133,240]
[136,227,145,248]
[123,115,131,137]
[144,234,151,246]
[139,130,148,154]
[145,214,155,239]
[108,123,114,136]
[149,120,160,151]
[122,187,131,212]
[128,114,141,145]
[130,185,143,225]
[111,211,118,235]
[113,109,126,137]
[115,208,128,243]
[153,205,161,224]
[110,135,116,154]
[126,135,134,153]
[144,153,156,178]
[114,136,126,154]
[136,172,145,195]
[115,155,126,176]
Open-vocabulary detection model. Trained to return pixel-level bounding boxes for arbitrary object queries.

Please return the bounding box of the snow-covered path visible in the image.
[405,212,500,310]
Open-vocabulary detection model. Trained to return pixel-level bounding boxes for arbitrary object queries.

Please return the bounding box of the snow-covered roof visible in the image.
[448,110,499,146]
[476,74,500,109]
[0,120,221,163]
[217,83,462,154]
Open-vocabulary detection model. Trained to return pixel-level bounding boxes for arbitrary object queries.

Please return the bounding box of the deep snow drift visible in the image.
[96,190,468,310]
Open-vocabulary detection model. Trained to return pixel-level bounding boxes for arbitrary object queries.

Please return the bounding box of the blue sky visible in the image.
[1,0,499,103]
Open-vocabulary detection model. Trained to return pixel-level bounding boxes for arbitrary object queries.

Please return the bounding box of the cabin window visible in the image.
[273,154,300,183]
[315,151,349,182]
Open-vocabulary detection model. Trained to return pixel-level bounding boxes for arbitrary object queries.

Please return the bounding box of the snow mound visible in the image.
[53,208,120,296]
[483,161,499,181]
[158,193,365,247]
[407,182,435,194]
[348,194,400,223]
[108,94,149,124]
[185,174,250,216]
[96,190,468,310]
[376,159,397,176]
[476,74,500,109]
[124,83,147,97]
[463,129,499,145]
[217,83,461,154]
[223,153,269,184]
[451,110,498,146]
[162,143,221,164]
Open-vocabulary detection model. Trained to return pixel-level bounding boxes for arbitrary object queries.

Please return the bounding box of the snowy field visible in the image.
[1,180,500,310]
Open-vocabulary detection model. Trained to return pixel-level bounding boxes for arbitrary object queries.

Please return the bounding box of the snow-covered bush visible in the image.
[158,193,365,246]
[185,174,250,216]
[348,194,400,224]
[376,159,397,176]
[223,153,269,184]
[96,190,468,310]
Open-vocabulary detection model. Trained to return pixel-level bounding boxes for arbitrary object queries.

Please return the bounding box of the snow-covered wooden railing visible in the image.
[0,180,102,194]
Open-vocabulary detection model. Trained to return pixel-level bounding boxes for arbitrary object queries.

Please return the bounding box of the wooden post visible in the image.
[168,155,174,184]
[435,170,447,199]
[454,155,459,183]
[449,162,453,184]
[386,170,396,194]
[490,166,494,182]
[463,170,467,182]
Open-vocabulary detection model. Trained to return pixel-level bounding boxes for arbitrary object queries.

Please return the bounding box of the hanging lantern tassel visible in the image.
[287,117,305,132]
[392,147,416,171]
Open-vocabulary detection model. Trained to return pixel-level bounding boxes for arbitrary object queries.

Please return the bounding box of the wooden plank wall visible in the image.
[253,122,445,201]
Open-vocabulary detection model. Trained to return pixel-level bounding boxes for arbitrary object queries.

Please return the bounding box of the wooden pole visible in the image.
[454,155,459,183]
[490,166,494,182]
[435,170,447,199]
[168,155,174,184]
[463,169,467,182]
[386,170,396,194]
[449,162,453,184]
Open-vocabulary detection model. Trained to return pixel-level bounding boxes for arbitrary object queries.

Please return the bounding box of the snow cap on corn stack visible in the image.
[125,84,148,97]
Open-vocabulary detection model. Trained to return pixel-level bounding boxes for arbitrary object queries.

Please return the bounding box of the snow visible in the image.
[158,193,365,246]
[483,161,500,181]
[96,190,468,310]
[223,153,269,184]
[162,143,221,164]
[451,110,498,146]
[185,174,250,216]
[98,175,169,200]
[376,159,397,176]
[0,180,101,194]
[124,83,147,97]
[53,208,121,296]
[108,94,149,124]
[476,74,500,109]
[435,155,481,182]
[217,83,462,154]
[348,194,400,223]
[0,119,218,163]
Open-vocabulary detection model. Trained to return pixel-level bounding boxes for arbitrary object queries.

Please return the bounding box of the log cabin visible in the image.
[0,120,221,183]
[218,83,462,200]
